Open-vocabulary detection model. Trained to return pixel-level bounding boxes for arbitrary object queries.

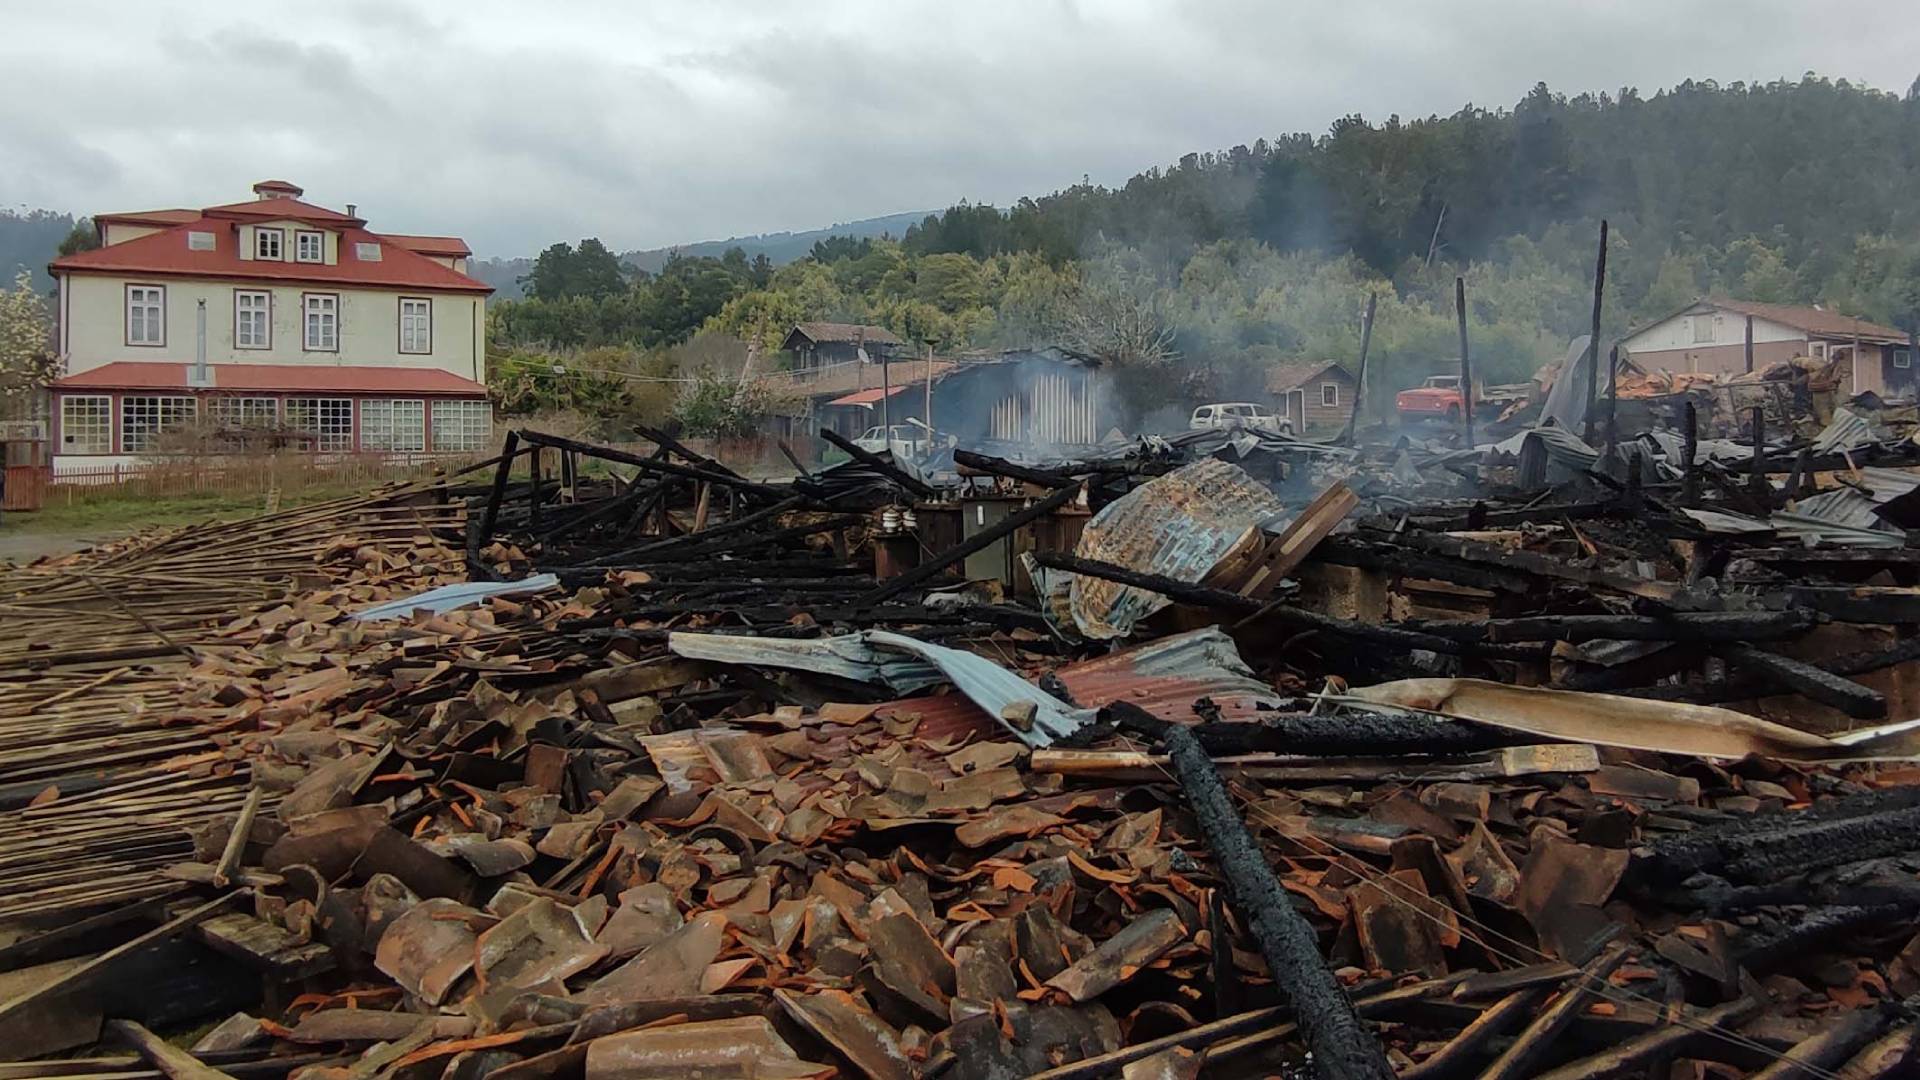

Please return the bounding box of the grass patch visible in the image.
[6,481,376,537]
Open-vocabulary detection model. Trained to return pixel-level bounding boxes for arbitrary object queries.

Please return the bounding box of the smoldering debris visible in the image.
[4,422,1920,1080]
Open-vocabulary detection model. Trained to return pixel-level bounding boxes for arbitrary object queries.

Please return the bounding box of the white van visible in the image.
[1190,402,1291,435]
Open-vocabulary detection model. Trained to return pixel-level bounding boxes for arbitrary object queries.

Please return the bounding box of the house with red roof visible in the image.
[47,180,493,471]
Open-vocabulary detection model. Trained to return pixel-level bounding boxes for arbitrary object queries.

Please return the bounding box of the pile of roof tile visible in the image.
[2,427,1920,1080]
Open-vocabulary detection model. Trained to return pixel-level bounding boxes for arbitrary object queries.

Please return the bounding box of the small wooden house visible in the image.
[780,322,904,379]
[1266,360,1356,433]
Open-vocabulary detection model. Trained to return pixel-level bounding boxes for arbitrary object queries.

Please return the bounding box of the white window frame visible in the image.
[399,297,432,354]
[234,290,271,350]
[255,227,284,261]
[1321,382,1340,407]
[59,395,112,454]
[285,397,354,452]
[126,284,165,346]
[361,398,426,453]
[294,230,324,263]
[120,395,197,454]
[304,293,339,352]
[1812,341,1828,359]
[431,400,491,452]
[207,396,278,427]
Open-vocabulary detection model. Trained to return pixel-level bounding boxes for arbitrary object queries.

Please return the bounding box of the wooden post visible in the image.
[925,343,935,435]
[1582,220,1608,444]
[527,444,543,530]
[1338,293,1377,446]
[1854,330,1864,394]
[1455,277,1474,448]
[478,430,520,541]
[1604,344,1620,451]
[1744,314,1755,374]
[1681,401,1699,506]
[1749,406,1768,508]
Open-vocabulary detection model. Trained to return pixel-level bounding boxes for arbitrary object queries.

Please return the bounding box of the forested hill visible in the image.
[467,210,931,298]
[893,77,1920,285]
[486,75,1920,429]
[0,211,84,291]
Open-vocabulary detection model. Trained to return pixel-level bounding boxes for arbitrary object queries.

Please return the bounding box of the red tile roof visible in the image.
[52,219,491,293]
[94,209,203,228]
[200,196,363,225]
[52,362,489,396]
[826,385,915,407]
[385,234,473,257]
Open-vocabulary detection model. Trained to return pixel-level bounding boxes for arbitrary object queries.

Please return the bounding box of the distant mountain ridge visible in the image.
[466,209,931,299]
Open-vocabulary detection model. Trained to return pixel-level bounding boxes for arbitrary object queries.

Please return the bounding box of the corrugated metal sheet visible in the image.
[1770,508,1908,548]
[667,631,948,693]
[1068,459,1286,640]
[861,626,1284,745]
[1811,407,1877,455]
[1790,489,1897,533]
[351,574,559,620]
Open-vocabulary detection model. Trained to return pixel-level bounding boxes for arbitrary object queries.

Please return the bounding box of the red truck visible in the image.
[1396,375,1530,424]
[1396,375,1467,423]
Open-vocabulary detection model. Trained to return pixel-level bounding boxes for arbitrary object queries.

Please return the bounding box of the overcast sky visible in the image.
[3,1,1914,258]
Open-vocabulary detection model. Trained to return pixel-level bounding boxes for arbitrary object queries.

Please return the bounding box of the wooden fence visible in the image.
[34,454,478,508]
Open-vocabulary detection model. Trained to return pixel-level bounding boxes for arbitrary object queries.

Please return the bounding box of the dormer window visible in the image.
[295,230,324,263]
[255,227,285,261]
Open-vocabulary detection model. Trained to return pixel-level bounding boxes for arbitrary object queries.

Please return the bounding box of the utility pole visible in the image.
[1455,277,1474,448]
[1582,220,1608,444]
[1338,293,1376,446]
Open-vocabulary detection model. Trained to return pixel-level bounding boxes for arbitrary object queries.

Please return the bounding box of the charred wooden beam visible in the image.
[632,423,745,480]
[478,430,522,544]
[776,439,812,480]
[516,429,786,500]
[1785,586,1920,625]
[1102,699,1524,758]
[1713,644,1885,719]
[1530,996,1763,1080]
[579,495,810,566]
[1364,528,1679,601]
[1109,707,1393,1080]
[1403,609,1815,644]
[607,516,860,565]
[952,449,1080,488]
[1400,988,1550,1080]
[1627,634,1920,708]
[1033,551,1548,661]
[858,483,1080,606]
[1477,941,1629,1080]
[1638,789,1920,885]
[1310,537,1535,594]
[817,428,938,499]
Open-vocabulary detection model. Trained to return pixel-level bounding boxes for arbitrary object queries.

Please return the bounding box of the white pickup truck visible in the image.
[1189,402,1293,436]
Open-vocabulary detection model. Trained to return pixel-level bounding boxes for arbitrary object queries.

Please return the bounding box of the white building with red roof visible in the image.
[47,180,493,470]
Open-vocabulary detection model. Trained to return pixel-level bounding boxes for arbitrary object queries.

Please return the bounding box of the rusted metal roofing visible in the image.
[1068,458,1286,640]
[869,627,1284,742]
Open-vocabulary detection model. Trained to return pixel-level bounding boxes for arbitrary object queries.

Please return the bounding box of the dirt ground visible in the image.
[0,524,119,565]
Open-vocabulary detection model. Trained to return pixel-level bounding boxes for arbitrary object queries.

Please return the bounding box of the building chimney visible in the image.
[346,203,357,219]
[189,300,212,388]
[251,179,304,201]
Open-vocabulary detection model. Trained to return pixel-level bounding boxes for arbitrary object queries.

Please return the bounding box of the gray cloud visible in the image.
[0,0,1912,255]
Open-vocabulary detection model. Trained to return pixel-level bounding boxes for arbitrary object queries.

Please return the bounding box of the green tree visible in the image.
[56,219,98,257]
